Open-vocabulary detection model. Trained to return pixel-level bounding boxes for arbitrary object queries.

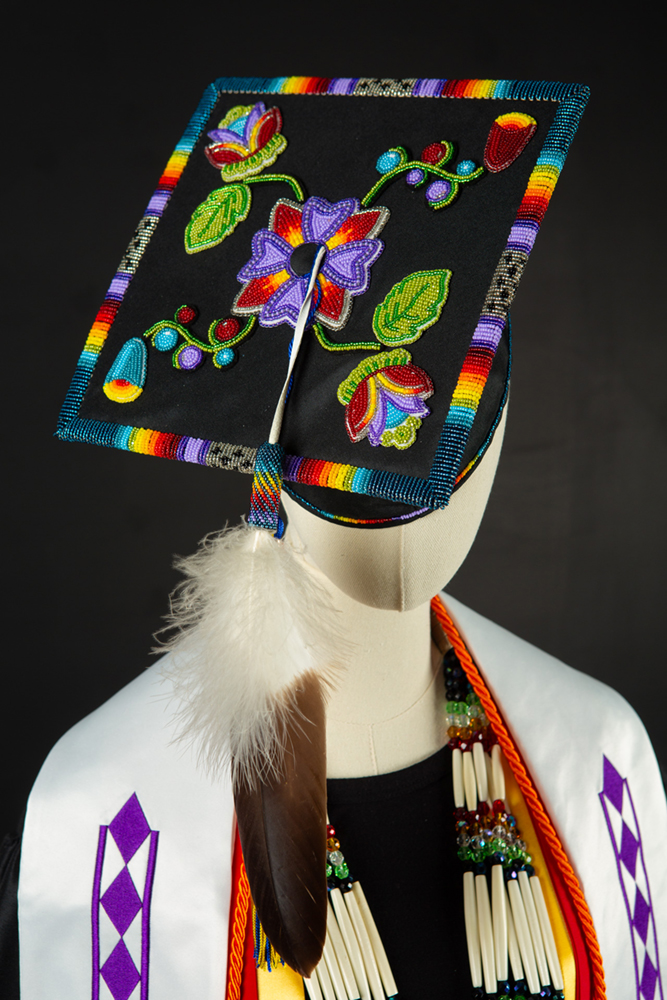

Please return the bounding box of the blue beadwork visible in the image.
[155,328,179,351]
[456,159,476,176]
[376,150,401,174]
[214,348,235,367]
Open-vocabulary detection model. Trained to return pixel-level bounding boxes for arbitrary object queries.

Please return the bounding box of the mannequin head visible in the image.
[283,404,507,612]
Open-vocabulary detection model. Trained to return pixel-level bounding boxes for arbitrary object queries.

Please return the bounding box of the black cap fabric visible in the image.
[57,77,588,526]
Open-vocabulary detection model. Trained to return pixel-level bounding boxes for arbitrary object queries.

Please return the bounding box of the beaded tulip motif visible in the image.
[104,104,536,456]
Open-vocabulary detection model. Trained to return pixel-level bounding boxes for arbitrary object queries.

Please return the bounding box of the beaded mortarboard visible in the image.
[58,77,588,528]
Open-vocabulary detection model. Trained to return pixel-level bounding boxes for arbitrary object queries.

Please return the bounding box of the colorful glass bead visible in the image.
[328,850,344,867]
[176,304,197,325]
[420,142,448,165]
[175,344,204,370]
[213,317,240,342]
[376,150,401,174]
[327,837,341,851]
[327,825,336,837]
[426,180,452,205]
[214,348,235,367]
[456,159,476,176]
[154,328,179,351]
[405,167,425,186]
[335,863,349,879]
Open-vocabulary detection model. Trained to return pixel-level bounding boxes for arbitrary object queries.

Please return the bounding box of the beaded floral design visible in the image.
[204,103,287,181]
[337,349,434,449]
[233,197,389,331]
[144,304,255,370]
[484,113,537,173]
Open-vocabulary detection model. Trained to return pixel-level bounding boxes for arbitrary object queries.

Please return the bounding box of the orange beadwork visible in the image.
[431,595,607,999]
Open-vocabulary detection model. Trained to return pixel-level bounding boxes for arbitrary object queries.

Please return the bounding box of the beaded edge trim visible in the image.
[56,77,589,513]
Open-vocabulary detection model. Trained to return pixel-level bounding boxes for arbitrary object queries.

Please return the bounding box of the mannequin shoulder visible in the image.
[30,656,189,799]
[441,592,648,737]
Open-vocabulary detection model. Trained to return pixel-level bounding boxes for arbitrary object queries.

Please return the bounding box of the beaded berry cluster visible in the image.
[444,649,533,875]
[326,824,354,892]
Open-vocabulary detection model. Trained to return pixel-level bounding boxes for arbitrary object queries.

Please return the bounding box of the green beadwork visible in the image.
[335,863,349,879]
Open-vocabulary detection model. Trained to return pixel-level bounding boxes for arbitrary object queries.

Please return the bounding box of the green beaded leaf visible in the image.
[372,269,451,346]
[184,184,251,254]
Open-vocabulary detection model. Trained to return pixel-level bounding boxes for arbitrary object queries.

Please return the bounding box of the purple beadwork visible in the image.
[599,757,663,1000]
[92,794,159,1000]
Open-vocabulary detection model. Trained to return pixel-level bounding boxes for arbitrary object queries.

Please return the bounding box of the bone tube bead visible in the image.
[330,888,370,1000]
[491,864,508,982]
[518,871,550,986]
[491,744,505,802]
[463,872,483,988]
[452,748,465,809]
[530,876,564,991]
[352,882,398,999]
[323,929,349,1000]
[507,878,540,995]
[505,886,524,982]
[486,751,496,803]
[305,972,324,1000]
[473,741,489,803]
[463,750,478,811]
[327,900,360,1000]
[475,874,497,995]
[344,890,385,1000]
[316,955,337,1000]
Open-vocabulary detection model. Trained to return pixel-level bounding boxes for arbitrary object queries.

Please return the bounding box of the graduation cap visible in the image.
[57,76,588,976]
[58,75,588,529]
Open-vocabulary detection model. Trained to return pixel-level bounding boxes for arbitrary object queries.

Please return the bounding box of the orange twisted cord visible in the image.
[431,595,607,1000]
[226,847,251,1000]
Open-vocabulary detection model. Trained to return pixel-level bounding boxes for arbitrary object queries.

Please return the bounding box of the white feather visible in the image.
[158,522,350,785]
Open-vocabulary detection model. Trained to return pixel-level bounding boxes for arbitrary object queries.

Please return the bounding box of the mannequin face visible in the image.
[282,404,507,612]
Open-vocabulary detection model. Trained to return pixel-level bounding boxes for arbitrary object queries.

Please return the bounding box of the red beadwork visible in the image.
[176,305,197,325]
[327,825,336,837]
[478,802,489,816]
[421,142,448,165]
[493,799,505,813]
[214,318,241,342]
[484,117,537,173]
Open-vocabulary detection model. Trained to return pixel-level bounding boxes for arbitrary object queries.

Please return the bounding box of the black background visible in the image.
[2,2,665,838]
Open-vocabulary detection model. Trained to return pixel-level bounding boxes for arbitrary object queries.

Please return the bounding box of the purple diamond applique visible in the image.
[641,955,658,1000]
[599,756,663,1000]
[634,889,651,944]
[101,939,141,1000]
[102,867,142,936]
[109,793,151,863]
[602,755,625,812]
[621,821,640,878]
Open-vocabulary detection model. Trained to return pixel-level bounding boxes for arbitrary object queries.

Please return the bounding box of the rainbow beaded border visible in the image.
[57,77,589,517]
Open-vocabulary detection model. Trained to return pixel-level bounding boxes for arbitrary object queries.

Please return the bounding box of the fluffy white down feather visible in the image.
[159,523,350,785]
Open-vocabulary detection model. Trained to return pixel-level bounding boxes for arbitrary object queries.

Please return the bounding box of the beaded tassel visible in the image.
[306,826,398,1000]
[443,648,565,999]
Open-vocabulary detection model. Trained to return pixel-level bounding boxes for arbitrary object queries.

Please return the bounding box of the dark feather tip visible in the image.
[233,672,328,977]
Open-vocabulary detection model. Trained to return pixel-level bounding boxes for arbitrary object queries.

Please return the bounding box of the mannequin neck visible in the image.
[295,540,446,778]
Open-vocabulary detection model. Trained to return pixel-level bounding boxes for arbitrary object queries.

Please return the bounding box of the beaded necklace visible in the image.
[303,651,567,1000]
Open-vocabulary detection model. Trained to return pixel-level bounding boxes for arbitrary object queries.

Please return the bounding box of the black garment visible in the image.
[327,746,469,998]
[0,833,20,999]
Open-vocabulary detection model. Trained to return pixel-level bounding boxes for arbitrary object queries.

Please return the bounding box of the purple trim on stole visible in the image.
[599,756,663,1000]
[140,831,159,1000]
[92,825,108,1000]
[92,795,159,1000]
